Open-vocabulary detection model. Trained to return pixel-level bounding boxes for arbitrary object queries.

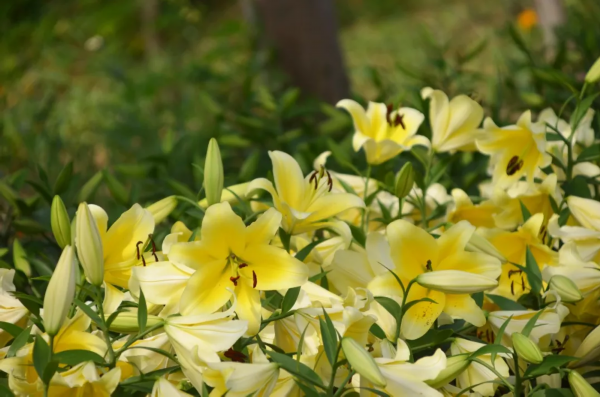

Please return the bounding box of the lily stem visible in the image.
[362,165,372,232]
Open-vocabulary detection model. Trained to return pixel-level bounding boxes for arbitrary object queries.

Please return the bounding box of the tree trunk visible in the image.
[254,0,350,104]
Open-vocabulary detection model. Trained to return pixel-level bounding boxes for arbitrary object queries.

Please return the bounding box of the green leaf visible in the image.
[521,309,545,337]
[12,292,42,317]
[563,175,592,199]
[239,150,260,181]
[73,298,104,328]
[294,239,324,262]
[374,296,401,318]
[401,297,438,314]
[571,93,599,133]
[7,325,32,358]
[138,289,147,334]
[26,180,53,203]
[558,208,570,226]
[42,360,59,386]
[0,321,24,338]
[525,247,543,294]
[33,335,51,381]
[407,329,453,352]
[167,179,196,200]
[13,218,47,234]
[524,355,578,378]
[103,171,129,206]
[281,287,301,315]
[267,350,325,387]
[54,349,106,366]
[530,389,574,397]
[54,161,73,195]
[576,143,600,163]
[520,200,531,222]
[470,343,512,359]
[320,309,338,366]
[349,224,366,247]
[278,228,291,252]
[78,171,103,203]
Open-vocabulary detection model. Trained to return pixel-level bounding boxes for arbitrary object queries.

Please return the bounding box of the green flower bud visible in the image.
[512,333,543,364]
[51,195,71,249]
[549,275,583,303]
[571,324,600,368]
[394,162,414,199]
[465,232,506,262]
[108,311,164,333]
[426,354,470,388]
[585,57,600,84]
[43,246,76,336]
[341,337,386,387]
[204,138,224,207]
[12,239,31,277]
[569,370,600,397]
[146,196,177,224]
[75,202,104,286]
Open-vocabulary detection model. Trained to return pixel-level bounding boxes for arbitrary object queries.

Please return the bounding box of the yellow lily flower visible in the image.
[421,87,484,152]
[151,377,193,397]
[86,203,155,288]
[48,362,121,397]
[169,202,308,334]
[450,338,510,397]
[388,220,501,340]
[0,269,28,348]
[550,196,600,262]
[447,188,499,228]
[488,305,568,345]
[481,213,557,300]
[336,99,428,165]
[114,333,172,377]
[247,151,364,234]
[476,111,551,189]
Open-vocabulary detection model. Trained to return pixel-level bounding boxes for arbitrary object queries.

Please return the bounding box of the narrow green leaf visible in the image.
[576,143,600,163]
[138,289,147,334]
[73,299,104,328]
[294,239,324,262]
[470,343,512,359]
[521,309,545,338]
[54,349,106,366]
[7,325,32,358]
[523,355,578,378]
[33,335,51,381]
[54,161,73,195]
[78,171,103,203]
[267,351,324,387]
[374,296,402,318]
[0,321,24,338]
[278,228,291,252]
[571,93,599,132]
[41,360,59,386]
[519,200,531,222]
[281,287,301,315]
[525,247,543,294]
[103,171,129,206]
[320,309,338,366]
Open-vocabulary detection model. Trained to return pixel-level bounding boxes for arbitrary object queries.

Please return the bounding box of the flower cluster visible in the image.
[2,62,600,397]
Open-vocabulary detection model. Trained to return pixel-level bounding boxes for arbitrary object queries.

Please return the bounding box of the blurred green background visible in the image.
[1,0,599,226]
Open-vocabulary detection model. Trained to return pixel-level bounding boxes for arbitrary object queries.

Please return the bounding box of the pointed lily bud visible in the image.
[512,333,543,364]
[76,202,104,286]
[571,325,600,368]
[12,239,31,277]
[108,311,164,333]
[394,162,414,199]
[146,196,177,224]
[416,270,498,294]
[341,337,386,387]
[204,138,224,207]
[465,232,506,262]
[43,246,76,336]
[585,57,600,84]
[569,370,600,397]
[549,275,583,303]
[51,195,71,249]
[426,354,470,388]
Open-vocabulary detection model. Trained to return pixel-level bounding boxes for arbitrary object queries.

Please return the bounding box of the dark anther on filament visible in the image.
[141,255,146,267]
[386,103,394,124]
[425,259,432,271]
[506,156,524,176]
[224,348,247,363]
[511,281,515,295]
[508,269,523,278]
[149,234,159,262]
[238,263,248,269]
[521,277,526,291]
[252,271,257,288]
[309,171,318,190]
[136,241,144,260]
[326,170,333,192]
[394,113,406,129]
[230,276,240,286]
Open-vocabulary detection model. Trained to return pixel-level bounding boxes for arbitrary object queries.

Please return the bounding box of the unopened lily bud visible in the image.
[43,246,76,336]
[108,311,164,333]
[549,275,583,303]
[416,270,498,294]
[12,239,31,277]
[571,325,600,368]
[394,162,414,199]
[569,370,600,397]
[146,196,177,224]
[585,57,600,84]
[204,138,224,207]
[465,232,506,262]
[426,354,470,388]
[51,195,71,249]
[341,337,386,387]
[512,333,543,364]
[76,202,104,286]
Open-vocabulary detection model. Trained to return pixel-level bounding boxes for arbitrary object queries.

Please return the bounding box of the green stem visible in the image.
[513,351,522,397]
[94,286,116,367]
[362,165,372,231]
[332,370,355,397]
[471,358,515,392]
[114,322,166,357]
[327,343,344,394]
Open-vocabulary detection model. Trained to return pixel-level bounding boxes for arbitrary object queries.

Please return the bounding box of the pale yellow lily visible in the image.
[247,151,364,234]
[487,305,568,345]
[447,188,499,228]
[337,99,428,165]
[151,377,194,397]
[476,111,551,188]
[0,269,28,348]
[48,362,121,397]
[421,87,484,152]
[114,333,172,378]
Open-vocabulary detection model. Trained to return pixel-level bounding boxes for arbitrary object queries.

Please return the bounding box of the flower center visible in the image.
[424,259,432,272]
[227,253,257,288]
[308,165,333,192]
[506,155,524,176]
[386,103,406,129]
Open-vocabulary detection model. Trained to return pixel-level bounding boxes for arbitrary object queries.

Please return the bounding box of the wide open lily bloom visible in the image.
[476,111,551,189]
[388,220,501,340]
[336,99,428,165]
[246,151,364,235]
[421,87,484,153]
[167,202,308,335]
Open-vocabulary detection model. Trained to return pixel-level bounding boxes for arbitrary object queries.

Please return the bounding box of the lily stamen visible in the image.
[506,155,524,176]
[252,271,257,288]
[136,241,143,260]
[230,276,240,286]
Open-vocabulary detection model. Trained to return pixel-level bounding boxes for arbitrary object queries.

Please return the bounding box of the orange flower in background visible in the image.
[517,8,538,31]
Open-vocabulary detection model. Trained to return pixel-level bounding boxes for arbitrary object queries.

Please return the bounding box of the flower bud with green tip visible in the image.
[585,57,600,84]
[43,245,77,336]
[569,370,600,397]
[394,162,414,199]
[204,138,224,207]
[146,196,177,224]
[465,232,506,262]
[341,337,386,387]
[108,312,164,333]
[512,332,543,364]
[51,195,71,249]
[549,275,583,303]
[75,202,104,286]
[425,354,470,388]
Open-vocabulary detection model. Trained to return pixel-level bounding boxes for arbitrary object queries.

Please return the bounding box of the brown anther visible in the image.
[136,241,144,260]
[511,281,515,295]
[386,103,394,124]
[506,156,524,176]
[238,263,248,269]
[326,171,333,192]
[252,271,257,288]
[367,344,374,352]
[230,276,240,286]
[508,269,523,278]
[141,255,146,267]
[521,276,526,291]
[309,171,318,190]
[224,348,247,363]
[425,259,432,271]
[394,113,406,129]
